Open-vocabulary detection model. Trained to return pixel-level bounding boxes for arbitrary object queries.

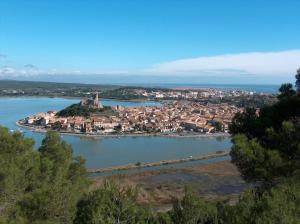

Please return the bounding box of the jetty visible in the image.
[88,150,230,173]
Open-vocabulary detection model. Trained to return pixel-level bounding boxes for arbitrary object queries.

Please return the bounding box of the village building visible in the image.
[20,100,242,135]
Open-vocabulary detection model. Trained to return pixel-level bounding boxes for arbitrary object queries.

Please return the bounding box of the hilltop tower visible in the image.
[93,92,98,102]
[80,92,103,109]
[93,92,103,109]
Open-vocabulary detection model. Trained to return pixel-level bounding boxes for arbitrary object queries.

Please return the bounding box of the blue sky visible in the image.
[0,0,300,84]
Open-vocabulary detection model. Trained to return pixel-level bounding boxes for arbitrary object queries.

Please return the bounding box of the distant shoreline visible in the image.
[16,121,231,139]
[0,95,154,103]
[0,80,280,94]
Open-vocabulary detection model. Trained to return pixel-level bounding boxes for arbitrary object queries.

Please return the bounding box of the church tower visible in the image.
[93,92,103,109]
[94,92,98,102]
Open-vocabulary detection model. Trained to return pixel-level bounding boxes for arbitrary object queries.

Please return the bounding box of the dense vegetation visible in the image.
[0,80,118,97]
[99,87,148,100]
[216,94,277,108]
[1,69,300,223]
[0,80,147,100]
[229,91,300,183]
[56,104,117,118]
[0,130,89,223]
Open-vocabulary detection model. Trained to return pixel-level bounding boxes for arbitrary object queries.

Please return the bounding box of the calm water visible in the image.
[0,97,231,169]
[132,84,279,93]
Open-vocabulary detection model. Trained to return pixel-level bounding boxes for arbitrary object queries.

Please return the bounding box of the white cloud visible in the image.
[0,66,83,77]
[0,50,299,78]
[0,66,16,75]
[0,66,131,77]
[144,50,300,76]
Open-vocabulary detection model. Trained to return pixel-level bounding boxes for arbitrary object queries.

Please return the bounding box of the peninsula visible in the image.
[18,92,242,136]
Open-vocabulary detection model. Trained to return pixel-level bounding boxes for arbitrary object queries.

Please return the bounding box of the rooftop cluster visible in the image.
[19,101,242,135]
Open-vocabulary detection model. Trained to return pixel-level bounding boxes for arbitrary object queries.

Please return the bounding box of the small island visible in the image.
[18,92,241,136]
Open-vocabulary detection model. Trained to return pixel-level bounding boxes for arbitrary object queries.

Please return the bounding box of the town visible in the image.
[131,87,256,100]
[18,92,243,135]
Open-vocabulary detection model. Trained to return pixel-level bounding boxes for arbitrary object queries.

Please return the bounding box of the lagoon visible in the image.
[0,97,231,169]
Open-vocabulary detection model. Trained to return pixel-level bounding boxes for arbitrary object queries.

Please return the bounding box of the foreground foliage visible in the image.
[74,181,156,224]
[0,129,89,224]
[230,88,300,183]
[222,179,300,224]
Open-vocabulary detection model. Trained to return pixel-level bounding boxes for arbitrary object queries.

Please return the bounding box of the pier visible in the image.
[88,150,230,173]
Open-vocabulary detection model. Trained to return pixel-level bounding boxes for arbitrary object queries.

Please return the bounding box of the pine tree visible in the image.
[296,68,300,93]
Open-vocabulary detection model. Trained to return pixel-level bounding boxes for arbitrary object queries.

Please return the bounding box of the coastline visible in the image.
[0,95,154,103]
[16,121,231,139]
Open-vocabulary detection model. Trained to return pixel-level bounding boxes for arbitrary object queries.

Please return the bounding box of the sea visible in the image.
[122,83,280,94]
